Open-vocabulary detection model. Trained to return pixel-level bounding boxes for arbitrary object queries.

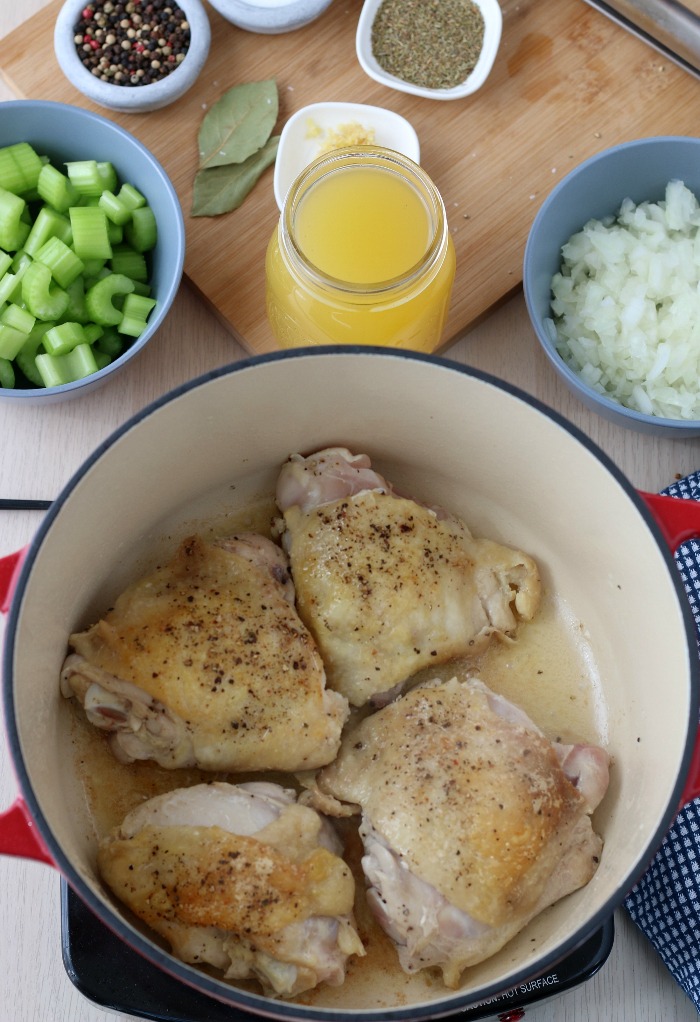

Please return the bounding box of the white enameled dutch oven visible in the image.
[2,347,700,1020]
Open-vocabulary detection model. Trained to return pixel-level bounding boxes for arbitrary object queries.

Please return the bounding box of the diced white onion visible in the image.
[549,179,700,419]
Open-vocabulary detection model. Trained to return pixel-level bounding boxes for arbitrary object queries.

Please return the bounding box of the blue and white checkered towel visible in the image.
[625,472,700,1013]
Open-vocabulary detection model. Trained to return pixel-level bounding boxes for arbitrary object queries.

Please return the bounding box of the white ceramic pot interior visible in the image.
[5,349,696,1018]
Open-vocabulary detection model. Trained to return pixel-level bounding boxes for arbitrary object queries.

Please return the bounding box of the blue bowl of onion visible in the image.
[523,136,700,437]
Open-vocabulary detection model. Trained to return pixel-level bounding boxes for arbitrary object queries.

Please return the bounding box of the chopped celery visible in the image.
[66,161,117,198]
[0,263,28,305]
[69,206,112,261]
[0,187,29,251]
[123,293,157,318]
[117,183,146,211]
[23,205,72,258]
[1,302,35,335]
[106,221,123,246]
[0,143,43,196]
[0,355,14,388]
[66,160,105,198]
[83,322,104,345]
[11,251,32,274]
[35,236,85,289]
[85,273,135,326]
[98,163,118,192]
[0,146,159,388]
[62,278,89,324]
[93,349,112,371]
[37,163,80,213]
[36,342,99,387]
[118,315,147,338]
[81,258,107,280]
[34,351,63,388]
[84,270,111,292]
[124,205,157,253]
[0,323,29,360]
[94,326,124,357]
[99,190,133,226]
[15,321,54,386]
[118,292,157,337]
[110,244,148,282]
[42,321,90,356]
[22,261,70,320]
[6,220,30,252]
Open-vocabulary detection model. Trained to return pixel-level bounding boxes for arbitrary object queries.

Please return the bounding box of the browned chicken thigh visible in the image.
[98,781,365,996]
[61,533,349,771]
[276,448,542,706]
[315,675,610,987]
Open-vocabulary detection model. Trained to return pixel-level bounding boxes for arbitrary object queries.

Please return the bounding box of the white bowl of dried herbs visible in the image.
[356,0,502,100]
[54,0,211,114]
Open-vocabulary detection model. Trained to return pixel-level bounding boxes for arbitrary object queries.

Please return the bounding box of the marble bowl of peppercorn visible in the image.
[54,0,211,114]
[356,0,502,101]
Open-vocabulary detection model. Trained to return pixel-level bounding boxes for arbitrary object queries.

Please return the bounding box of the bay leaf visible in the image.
[191,136,280,217]
[198,80,279,171]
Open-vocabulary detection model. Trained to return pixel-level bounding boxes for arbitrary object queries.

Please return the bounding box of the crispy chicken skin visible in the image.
[98,782,365,997]
[61,533,349,771]
[276,448,541,707]
[315,676,609,987]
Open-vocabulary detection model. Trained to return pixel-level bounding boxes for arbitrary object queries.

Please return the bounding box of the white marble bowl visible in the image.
[206,0,334,33]
[356,0,502,100]
[54,0,211,113]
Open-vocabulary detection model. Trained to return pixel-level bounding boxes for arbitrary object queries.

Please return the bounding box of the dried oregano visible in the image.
[371,0,485,90]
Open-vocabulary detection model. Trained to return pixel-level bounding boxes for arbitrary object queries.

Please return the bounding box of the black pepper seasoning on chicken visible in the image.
[276,448,541,707]
[60,533,349,771]
[316,676,610,986]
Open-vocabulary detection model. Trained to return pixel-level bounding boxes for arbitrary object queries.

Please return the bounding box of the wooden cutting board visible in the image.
[0,0,699,355]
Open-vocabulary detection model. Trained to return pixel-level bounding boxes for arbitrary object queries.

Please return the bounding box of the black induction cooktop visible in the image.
[60,881,614,1022]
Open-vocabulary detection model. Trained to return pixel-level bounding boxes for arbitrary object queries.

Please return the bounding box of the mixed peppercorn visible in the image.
[73,0,191,87]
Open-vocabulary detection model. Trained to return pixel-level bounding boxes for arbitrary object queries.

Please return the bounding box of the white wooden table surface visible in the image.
[1,2,699,1019]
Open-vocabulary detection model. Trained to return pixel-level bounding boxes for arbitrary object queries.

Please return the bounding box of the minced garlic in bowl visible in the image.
[312,120,377,154]
[274,102,419,210]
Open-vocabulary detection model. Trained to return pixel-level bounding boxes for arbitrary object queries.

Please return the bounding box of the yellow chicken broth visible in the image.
[407,585,605,746]
[265,149,456,352]
[295,167,431,283]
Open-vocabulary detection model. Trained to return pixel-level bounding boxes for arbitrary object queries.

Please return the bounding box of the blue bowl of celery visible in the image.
[0,99,185,403]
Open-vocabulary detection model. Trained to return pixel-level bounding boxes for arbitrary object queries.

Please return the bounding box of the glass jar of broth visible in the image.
[265,146,456,351]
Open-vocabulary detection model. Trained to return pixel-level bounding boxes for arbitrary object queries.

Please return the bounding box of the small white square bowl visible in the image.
[356,0,502,101]
[273,101,420,209]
